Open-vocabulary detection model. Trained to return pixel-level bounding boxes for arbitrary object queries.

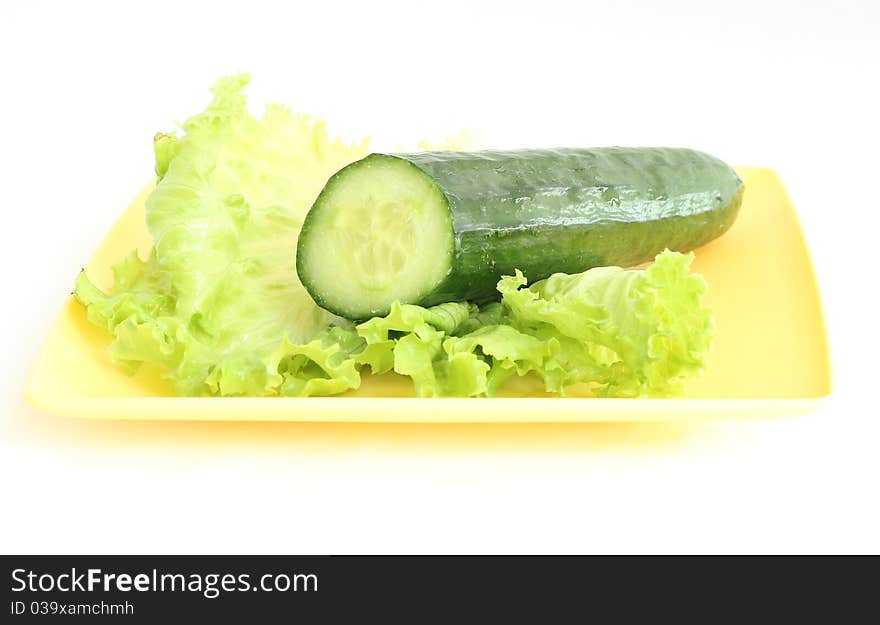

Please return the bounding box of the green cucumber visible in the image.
[297,147,743,319]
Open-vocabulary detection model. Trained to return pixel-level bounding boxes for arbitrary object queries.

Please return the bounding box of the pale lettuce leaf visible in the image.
[75,74,369,396]
[74,75,714,399]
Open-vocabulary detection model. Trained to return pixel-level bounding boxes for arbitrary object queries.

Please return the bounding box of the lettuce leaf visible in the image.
[339,250,712,399]
[74,75,714,399]
[75,74,370,396]
[353,301,487,397]
[497,250,714,397]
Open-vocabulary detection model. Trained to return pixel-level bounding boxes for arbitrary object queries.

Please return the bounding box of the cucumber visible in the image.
[297,147,743,319]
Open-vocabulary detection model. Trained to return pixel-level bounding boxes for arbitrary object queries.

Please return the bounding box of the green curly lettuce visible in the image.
[75,74,369,396]
[74,74,714,399]
[352,302,487,397]
[496,250,714,397]
[349,250,712,399]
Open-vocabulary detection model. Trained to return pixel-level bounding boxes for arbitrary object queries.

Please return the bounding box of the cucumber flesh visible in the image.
[296,155,453,319]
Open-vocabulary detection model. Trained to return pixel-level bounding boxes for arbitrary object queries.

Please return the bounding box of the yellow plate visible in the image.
[26,167,830,422]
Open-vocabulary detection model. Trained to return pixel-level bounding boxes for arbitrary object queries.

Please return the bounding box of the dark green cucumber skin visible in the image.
[391,147,743,306]
[297,147,743,317]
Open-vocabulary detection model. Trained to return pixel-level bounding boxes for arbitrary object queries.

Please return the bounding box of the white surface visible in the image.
[1,0,878,554]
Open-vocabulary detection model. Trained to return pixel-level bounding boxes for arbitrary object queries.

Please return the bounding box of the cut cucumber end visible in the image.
[297,154,454,319]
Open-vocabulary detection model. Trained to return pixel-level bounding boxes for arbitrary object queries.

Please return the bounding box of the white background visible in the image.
[1,0,878,554]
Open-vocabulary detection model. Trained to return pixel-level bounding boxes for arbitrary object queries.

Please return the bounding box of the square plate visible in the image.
[26,167,830,422]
